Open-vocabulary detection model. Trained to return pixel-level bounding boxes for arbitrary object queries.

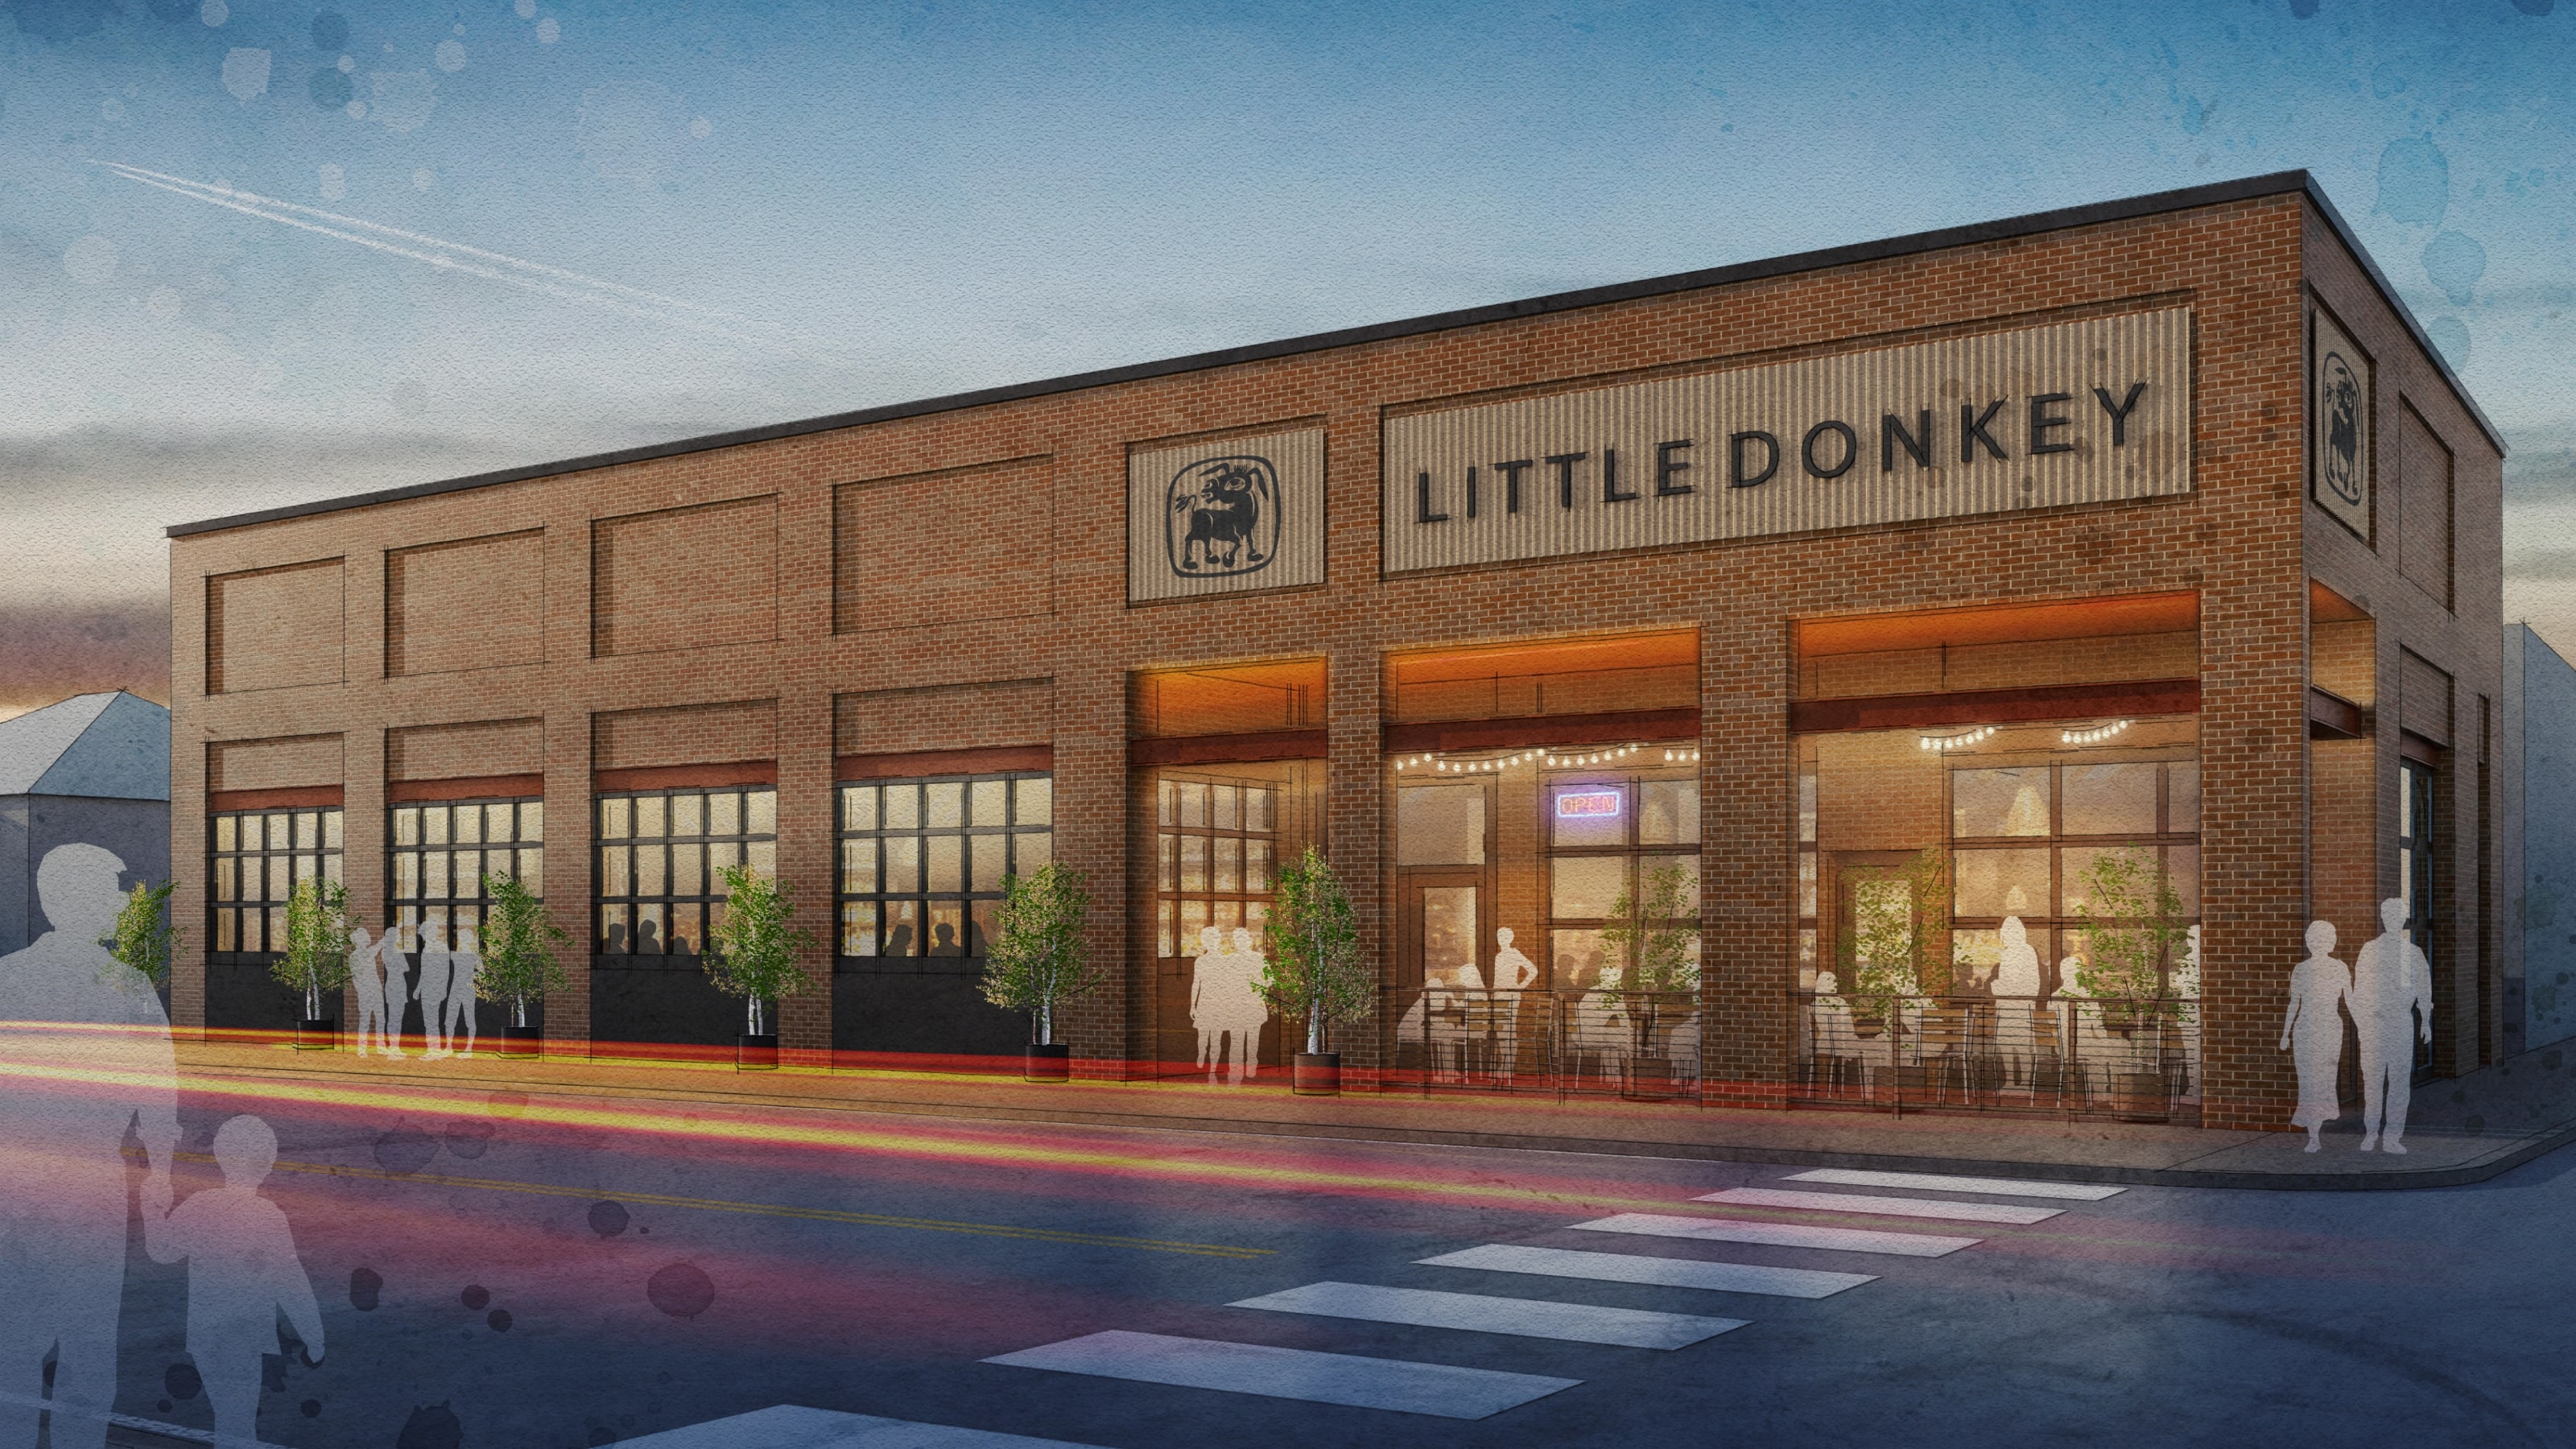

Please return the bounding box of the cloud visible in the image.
[0,598,169,719]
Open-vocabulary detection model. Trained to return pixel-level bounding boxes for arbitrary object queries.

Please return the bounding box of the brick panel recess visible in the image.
[386,530,543,676]
[208,734,345,792]
[386,718,543,781]
[835,678,1055,758]
[592,496,777,657]
[593,699,778,771]
[835,456,1054,633]
[206,558,344,694]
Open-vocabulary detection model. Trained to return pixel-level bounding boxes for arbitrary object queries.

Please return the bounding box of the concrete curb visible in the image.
[179,1054,2576,1192]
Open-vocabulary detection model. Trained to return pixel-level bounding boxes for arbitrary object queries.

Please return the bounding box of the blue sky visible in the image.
[1,0,2570,709]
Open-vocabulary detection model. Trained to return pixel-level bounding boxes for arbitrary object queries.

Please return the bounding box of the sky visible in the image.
[0,0,2570,716]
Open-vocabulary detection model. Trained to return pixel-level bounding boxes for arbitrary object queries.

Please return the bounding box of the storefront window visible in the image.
[837,773,1051,960]
[208,807,344,956]
[389,799,542,952]
[1154,771,1296,960]
[596,786,775,959]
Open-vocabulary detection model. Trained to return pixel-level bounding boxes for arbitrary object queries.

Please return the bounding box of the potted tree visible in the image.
[109,879,180,996]
[1597,861,1703,1100]
[2070,846,2190,1122]
[980,863,1096,1081]
[477,872,567,1058]
[272,877,351,1050]
[707,862,818,1070]
[1253,848,1369,1096]
[1833,848,1945,1102]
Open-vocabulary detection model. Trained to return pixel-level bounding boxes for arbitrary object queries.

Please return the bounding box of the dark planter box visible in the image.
[2112,1070,2170,1122]
[496,1026,542,1059]
[738,1034,780,1071]
[295,1018,336,1051]
[1621,1055,1679,1101]
[1292,1051,1341,1096]
[1024,1042,1071,1082]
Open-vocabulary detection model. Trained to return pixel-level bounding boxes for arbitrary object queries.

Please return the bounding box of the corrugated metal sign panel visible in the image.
[1381,307,2192,575]
[1129,428,1326,603]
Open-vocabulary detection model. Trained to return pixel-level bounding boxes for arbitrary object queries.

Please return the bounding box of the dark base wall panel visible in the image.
[591,958,742,1048]
[833,970,1029,1058]
[207,955,303,1034]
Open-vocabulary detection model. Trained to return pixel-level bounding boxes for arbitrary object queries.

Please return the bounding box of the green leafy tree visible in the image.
[270,877,352,1021]
[1254,848,1370,1056]
[1832,847,1949,1028]
[979,863,1096,1046]
[108,880,180,989]
[2070,846,2190,1043]
[477,871,569,1029]
[1596,861,1703,1055]
[707,862,818,1037]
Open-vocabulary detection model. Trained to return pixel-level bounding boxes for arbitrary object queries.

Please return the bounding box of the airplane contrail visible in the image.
[98,161,836,356]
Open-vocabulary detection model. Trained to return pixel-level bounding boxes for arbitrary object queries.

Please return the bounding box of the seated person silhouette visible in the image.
[143,1115,324,1449]
[634,919,662,956]
[929,922,962,957]
[883,923,915,958]
[605,922,629,956]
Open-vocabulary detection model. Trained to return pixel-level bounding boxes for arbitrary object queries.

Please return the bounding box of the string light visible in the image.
[1394,743,1687,773]
[2061,719,2133,745]
[1918,724,1999,753]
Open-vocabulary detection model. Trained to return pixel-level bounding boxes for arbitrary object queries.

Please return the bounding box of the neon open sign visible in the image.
[1555,791,1621,819]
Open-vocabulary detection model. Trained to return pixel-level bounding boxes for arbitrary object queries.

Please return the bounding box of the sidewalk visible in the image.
[171,1039,2576,1191]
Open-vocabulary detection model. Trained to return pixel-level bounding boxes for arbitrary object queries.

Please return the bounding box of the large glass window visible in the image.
[596,786,775,959]
[1154,773,1286,961]
[837,773,1051,960]
[1543,767,1703,992]
[208,807,344,956]
[389,799,543,952]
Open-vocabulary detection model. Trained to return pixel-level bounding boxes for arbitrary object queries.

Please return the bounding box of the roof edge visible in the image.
[165,169,2497,539]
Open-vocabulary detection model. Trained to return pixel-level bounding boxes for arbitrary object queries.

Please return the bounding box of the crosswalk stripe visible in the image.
[1571,1212,1979,1257]
[1782,1169,2125,1200]
[1230,1280,1745,1349]
[614,1403,1109,1447]
[1699,1187,2062,1224]
[984,1329,1581,1420]
[1418,1243,1876,1299]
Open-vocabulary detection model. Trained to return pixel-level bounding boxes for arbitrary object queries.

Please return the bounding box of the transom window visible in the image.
[837,773,1052,960]
[596,786,776,958]
[208,807,344,956]
[389,798,543,952]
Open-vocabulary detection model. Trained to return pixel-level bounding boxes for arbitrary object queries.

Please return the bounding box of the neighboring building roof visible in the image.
[164,169,2500,541]
[0,691,171,801]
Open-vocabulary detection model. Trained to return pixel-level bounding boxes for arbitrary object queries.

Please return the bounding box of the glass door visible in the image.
[2402,759,2438,1077]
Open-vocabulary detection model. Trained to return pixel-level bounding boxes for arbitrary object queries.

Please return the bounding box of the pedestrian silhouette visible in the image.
[448,926,482,1059]
[1187,925,1226,1077]
[348,927,388,1058]
[378,931,412,1058]
[415,919,455,1059]
[2351,898,2434,1153]
[0,844,181,1449]
[144,1115,324,1449]
[1208,927,1270,1084]
[2280,920,2351,1152]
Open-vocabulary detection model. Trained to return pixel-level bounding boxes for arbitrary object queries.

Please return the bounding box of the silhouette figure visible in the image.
[2281,920,2351,1152]
[1992,916,2042,998]
[1492,928,1538,990]
[447,926,482,1059]
[143,1115,324,1449]
[2352,898,2435,1154]
[0,844,181,1449]
[415,919,455,1059]
[605,921,630,955]
[2175,924,2202,1000]
[635,917,662,956]
[1208,927,1270,1084]
[1187,925,1227,1076]
[886,923,915,959]
[348,927,388,1058]
[930,922,960,956]
[377,934,412,1059]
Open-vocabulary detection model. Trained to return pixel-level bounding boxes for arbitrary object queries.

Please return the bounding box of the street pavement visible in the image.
[92,1072,2576,1448]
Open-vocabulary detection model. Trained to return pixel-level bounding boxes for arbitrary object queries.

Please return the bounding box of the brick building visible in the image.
[165,172,2505,1129]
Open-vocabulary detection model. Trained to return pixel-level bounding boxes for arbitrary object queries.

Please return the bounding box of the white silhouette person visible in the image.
[1214,927,1271,1085]
[1992,916,2042,998]
[348,927,388,1058]
[143,1115,324,1449]
[2352,897,2434,1154]
[447,925,482,1059]
[1188,924,1228,1079]
[415,919,455,1059]
[2281,920,2351,1152]
[379,926,416,1058]
[1492,927,1538,990]
[0,844,181,1449]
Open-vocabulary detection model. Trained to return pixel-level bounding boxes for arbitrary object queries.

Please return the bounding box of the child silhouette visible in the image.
[145,1115,324,1449]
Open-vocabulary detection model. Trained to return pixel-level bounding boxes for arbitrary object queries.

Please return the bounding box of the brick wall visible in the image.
[386,717,543,780]
[207,559,344,694]
[207,734,345,793]
[835,679,1055,757]
[386,530,543,677]
[162,188,2506,1125]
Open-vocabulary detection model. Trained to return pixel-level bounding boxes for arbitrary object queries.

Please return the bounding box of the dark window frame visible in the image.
[207,806,345,960]
[838,771,1052,969]
[594,785,778,961]
[387,797,545,954]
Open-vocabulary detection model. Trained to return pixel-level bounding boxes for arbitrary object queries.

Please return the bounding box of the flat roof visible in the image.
[167,169,2500,539]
